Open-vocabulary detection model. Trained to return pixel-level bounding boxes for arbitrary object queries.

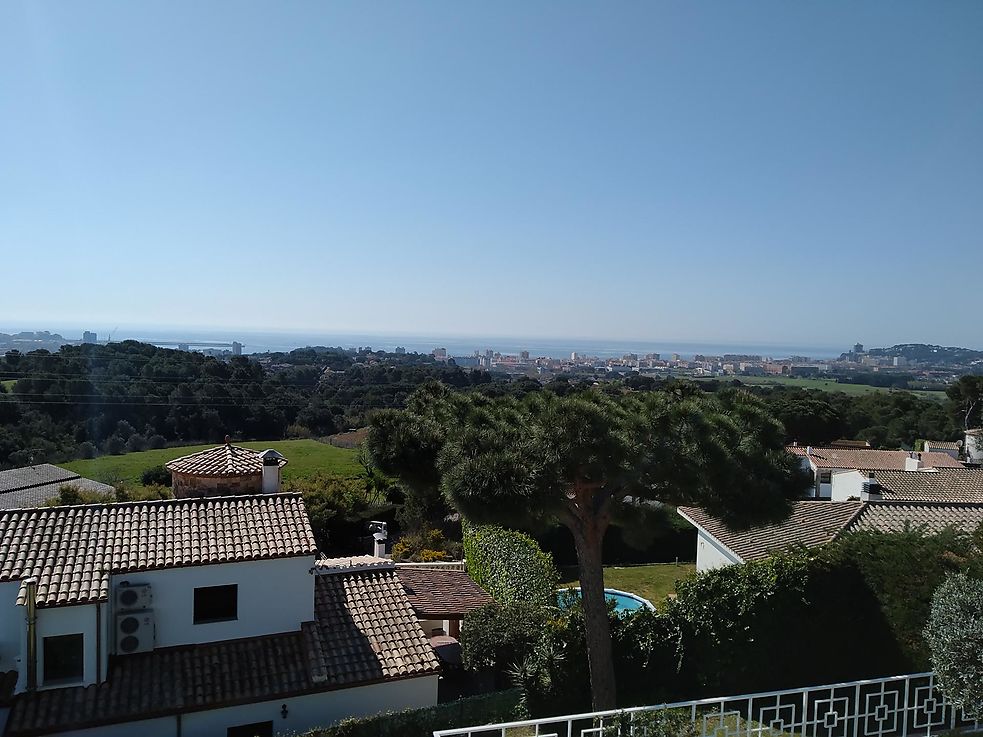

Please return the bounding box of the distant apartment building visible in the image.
[81,331,97,344]
[432,347,448,360]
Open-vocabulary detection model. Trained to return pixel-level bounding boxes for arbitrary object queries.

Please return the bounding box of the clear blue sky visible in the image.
[2,1,981,348]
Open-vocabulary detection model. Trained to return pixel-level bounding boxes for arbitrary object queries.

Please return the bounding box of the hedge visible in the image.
[462,521,558,606]
[925,573,983,715]
[306,689,522,737]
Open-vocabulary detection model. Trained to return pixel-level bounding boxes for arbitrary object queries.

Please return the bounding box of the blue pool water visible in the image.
[556,588,653,613]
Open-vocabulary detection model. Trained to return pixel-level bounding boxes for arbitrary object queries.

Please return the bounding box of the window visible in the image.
[43,633,84,684]
[227,721,273,737]
[819,472,832,484]
[194,584,238,624]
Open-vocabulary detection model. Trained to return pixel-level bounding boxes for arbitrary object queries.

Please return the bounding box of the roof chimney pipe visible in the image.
[23,577,38,692]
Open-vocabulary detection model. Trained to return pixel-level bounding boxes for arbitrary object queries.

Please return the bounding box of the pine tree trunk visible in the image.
[570,519,617,710]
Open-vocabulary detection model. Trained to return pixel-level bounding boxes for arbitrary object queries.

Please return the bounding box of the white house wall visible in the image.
[111,556,315,650]
[35,603,100,690]
[50,675,439,737]
[696,530,740,571]
[830,470,865,501]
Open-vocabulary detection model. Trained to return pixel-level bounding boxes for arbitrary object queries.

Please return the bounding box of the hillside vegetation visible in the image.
[63,439,362,487]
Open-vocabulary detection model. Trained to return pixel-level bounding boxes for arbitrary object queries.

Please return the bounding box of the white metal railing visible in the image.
[394,560,467,571]
[434,672,982,737]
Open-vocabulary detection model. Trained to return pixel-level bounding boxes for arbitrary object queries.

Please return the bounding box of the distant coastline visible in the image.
[0,326,847,361]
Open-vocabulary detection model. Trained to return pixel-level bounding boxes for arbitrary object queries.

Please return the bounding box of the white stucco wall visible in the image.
[695,529,740,572]
[109,556,315,651]
[48,675,439,737]
[35,603,101,690]
[830,470,865,501]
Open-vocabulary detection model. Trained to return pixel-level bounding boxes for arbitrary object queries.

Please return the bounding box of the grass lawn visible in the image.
[63,439,363,487]
[558,563,696,605]
[0,380,15,391]
[702,375,946,400]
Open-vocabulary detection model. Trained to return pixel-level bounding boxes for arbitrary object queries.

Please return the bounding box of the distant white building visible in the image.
[0,494,439,737]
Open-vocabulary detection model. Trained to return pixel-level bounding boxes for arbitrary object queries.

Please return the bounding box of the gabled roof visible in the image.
[923,440,961,451]
[305,568,441,686]
[786,446,963,471]
[864,469,983,503]
[0,465,115,509]
[677,502,865,563]
[165,444,288,477]
[848,501,983,535]
[0,494,317,607]
[396,567,494,618]
[6,567,440,737]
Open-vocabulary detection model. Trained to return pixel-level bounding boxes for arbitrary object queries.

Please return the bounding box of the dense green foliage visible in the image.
[305,689,522,737]
[479,528,983,715]
[463,522,559,606]
[0,342,498,469]
[925,573,983,715]
[460,601,547,674]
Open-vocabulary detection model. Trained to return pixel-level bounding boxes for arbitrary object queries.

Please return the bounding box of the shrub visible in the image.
[460,602,546,673]
[141,464,172,486]
[463,521,558,606]
[925,573,983,716]
[48,484,113,507]
[392,528,460,562]
[77,441,97,459]
[146,434,166,450]
[306,689,522,737]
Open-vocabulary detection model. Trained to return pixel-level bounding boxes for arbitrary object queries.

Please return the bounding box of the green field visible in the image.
[559,563,696,606]
[63,439,363,487]
[0,380,15,391]
[706,375,946,400]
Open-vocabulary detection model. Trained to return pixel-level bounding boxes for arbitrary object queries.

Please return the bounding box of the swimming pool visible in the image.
[556,587,655,614]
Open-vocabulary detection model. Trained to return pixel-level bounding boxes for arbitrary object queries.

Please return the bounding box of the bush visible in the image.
[460,602,546,674]
[140,464,172,486]
[925,573,983,715]
[463,522,558,606]
[306,689,522,737]
[284,475,396,554]
[48,484,113,507]
[77,441,97,459]
[392,528,460,562]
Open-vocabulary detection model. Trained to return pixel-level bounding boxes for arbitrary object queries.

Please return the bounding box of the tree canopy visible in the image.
[368,383,808,708]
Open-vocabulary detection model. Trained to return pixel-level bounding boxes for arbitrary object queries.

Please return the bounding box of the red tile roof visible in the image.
[165,444,287,477]
[865,469,983,503]
[787,446,963,471]
[848,501,983,534]
[0,494,317,608]
[396,568,494,618]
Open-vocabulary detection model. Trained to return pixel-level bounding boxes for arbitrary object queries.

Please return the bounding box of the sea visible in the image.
[58,327,845,361]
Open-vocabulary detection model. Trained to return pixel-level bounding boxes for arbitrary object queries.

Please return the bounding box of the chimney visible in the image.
[224,435,231,446]
[905,453,922,471]
[368,521,388,557]
[861,471,881,500]
[258,449,286,493]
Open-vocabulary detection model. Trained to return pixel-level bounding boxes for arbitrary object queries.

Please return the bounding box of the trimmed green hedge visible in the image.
[306,689,522,737]
[463,521,558,606]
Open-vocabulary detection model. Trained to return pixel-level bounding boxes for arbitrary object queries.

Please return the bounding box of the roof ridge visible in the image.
[0,491,304,515]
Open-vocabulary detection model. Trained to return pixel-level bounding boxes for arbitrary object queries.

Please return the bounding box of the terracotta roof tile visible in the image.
[306,569,441,686]
[848,501,983,534]
[677,501,865,562]
[787,446,963,471]
[396,568,493,618]
[0,494,317,607]
[865,469,983,503]
[165,444,287,477]
[923,440,961,451]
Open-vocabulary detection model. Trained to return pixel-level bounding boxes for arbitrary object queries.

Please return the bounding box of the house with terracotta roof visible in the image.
[786,445,963,499]
[830,467,983,503]
[165,440,287,498]
[679,498,983,572]
[0,494,440,737]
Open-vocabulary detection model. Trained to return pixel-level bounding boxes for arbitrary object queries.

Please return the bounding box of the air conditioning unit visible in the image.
[116,610,155,654]
[116,582,152,611]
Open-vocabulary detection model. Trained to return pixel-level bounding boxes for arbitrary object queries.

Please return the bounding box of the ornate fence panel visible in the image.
[433,673,981,737]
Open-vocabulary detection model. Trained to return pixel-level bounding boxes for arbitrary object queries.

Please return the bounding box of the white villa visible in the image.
[786,445,963,499]
[0,494,441,737]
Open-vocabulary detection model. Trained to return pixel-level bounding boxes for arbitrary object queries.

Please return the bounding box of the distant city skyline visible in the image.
[2,2,981,345]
